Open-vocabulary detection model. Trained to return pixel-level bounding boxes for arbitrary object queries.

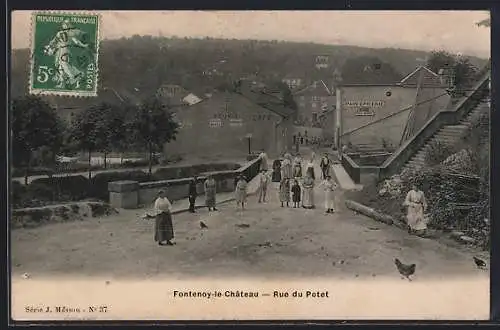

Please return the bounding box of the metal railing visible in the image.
[379,70,490,179]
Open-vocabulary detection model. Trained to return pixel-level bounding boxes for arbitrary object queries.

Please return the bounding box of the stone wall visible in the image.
[11,202,118,229]
[138,172,236,206]
[108,157,262,209]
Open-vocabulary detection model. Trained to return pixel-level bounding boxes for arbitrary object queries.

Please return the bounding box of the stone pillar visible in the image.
[108,180,139,209]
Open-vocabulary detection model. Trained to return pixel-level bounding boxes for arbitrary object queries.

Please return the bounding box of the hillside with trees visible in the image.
[10,36,488,109]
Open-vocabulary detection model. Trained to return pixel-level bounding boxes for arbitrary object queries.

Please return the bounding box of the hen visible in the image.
[200,221,208,229]
[394,258,416,281]
[473,256,487,269]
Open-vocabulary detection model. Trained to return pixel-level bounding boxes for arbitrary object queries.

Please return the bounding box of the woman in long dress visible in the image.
[235,176,248,210]
[272,159,282,182]
[281,154,293,180]
[319,175,338,213]
[305,158,315,180]
[403,184,428,235]
[302,172,315,209]
[259,150,269,171]
[279,178,291,207]
[204,175,218,211]
[153,190,174,246]
[293,154,303,178]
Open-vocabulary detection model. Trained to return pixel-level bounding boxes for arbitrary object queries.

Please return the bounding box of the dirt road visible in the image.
[11,178,489,281]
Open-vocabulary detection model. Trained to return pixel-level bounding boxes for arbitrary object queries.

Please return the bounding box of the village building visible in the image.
[315,55,331,69]
[293,80,336,126]
[282,76,303,91]
[337,65,452,151]
[165,82,295,159]
[157,84,205,108]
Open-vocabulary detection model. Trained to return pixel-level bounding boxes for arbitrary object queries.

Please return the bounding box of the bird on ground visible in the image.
[473,256,487,269]
[200,221,208,229]
[394,258,416,281]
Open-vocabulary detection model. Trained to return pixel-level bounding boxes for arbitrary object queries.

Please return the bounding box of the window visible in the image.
[312,113,318,122]
[209,118,223,127]
[311,102,317,108]
[312,96,319,102]
[299,102,305,108]
[300,96,305,101]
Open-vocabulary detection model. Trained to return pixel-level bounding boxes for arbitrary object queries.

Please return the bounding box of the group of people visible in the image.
[152,174,219,246]
[267,151,339,213]
[150,149,430,248]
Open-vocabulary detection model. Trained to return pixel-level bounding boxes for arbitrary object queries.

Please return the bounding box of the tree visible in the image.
[68,103,122,179]
[453,56,479,87]
[275,81,297,110]
[12,96,65,184]
[426,50,479,89]
[100,103,127,169]
[130,97,179,175]
[425,50,456,75]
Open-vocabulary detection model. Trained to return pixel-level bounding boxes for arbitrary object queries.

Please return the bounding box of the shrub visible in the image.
[12,180,56,208]
[160,154,183,165]
[123,158,158,167]
[153,163,241,181]
[31,175,90,201]
[424,140,458,166]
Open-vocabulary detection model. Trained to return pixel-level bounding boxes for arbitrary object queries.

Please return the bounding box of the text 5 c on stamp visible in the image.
[29,12,100,97]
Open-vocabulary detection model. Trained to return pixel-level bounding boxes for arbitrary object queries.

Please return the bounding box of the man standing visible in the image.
[258,169,270,203]
[320,153,331,180]
[188,176,198,213]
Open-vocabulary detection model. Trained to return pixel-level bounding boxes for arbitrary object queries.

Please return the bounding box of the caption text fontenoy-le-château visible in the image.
[173,290,330,299]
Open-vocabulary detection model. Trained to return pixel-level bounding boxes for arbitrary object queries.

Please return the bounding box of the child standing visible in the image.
[319,175,338,214]
[291,179,301,208]
[235,175,248,210]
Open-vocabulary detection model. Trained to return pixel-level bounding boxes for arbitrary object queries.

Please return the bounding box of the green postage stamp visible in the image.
[29,12,100,97]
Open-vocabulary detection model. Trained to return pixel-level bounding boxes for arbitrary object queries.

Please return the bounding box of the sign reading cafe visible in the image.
[343,100,386,108]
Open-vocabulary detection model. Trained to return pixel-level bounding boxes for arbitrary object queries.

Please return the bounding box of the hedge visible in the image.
[12,162,242,208]
[153,163,240,181]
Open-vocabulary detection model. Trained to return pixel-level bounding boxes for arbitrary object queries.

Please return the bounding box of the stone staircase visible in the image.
[402,98,490,172]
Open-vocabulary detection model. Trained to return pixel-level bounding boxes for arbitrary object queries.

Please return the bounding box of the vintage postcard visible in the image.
[10,10,491,321]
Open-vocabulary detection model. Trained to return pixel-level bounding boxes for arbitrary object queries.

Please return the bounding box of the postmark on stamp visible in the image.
[29,12,100,97]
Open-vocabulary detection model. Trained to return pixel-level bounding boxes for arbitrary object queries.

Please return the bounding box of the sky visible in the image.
[11,10,490,58]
